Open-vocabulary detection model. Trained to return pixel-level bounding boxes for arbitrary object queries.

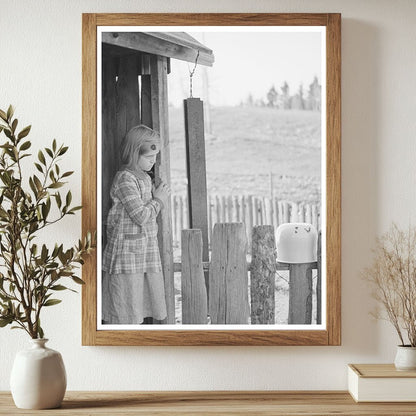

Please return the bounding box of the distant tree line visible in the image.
[242,76,321,111]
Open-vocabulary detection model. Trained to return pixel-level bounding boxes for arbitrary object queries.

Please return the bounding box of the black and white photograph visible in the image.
[97,26,326,330]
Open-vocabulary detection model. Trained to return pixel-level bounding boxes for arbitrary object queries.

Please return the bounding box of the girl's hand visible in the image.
[153,181,170,204]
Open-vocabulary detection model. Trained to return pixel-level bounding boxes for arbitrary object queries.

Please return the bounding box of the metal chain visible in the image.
[189,50,200,98]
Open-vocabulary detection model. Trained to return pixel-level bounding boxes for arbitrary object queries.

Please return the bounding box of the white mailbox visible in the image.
[275,223,318,264]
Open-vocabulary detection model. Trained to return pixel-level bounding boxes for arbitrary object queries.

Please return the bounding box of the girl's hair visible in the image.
[120,125,160,165]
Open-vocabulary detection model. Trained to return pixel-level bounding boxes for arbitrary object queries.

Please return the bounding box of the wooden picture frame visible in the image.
[82,13,341,346]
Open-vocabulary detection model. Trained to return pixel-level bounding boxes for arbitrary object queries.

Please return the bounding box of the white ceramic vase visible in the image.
[394,345,416,371]
[10,339,67,409]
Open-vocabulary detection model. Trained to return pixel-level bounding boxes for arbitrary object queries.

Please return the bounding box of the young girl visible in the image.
[102,125,170,324]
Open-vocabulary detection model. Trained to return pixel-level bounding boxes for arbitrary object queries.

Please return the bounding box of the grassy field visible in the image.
[169,105,322,325]
[168,105,321,203]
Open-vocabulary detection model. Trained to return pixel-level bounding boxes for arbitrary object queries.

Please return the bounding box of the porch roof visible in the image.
[102,31,214,67]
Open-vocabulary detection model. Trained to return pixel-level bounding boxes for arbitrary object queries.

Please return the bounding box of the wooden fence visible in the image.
[171,194,320,247]
[177,223,321,325]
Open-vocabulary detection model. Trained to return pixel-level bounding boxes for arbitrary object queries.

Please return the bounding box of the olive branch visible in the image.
[0,105,95,338]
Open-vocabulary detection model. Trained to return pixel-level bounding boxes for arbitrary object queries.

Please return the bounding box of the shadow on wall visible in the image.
[341,19,382,356]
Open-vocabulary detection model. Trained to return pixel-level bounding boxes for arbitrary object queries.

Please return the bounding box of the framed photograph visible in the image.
[82,13,341,345]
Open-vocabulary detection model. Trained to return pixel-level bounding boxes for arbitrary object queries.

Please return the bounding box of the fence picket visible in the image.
[288,263,313,324]
[181,229,208,324]
[171,194,320,246]
[250,226,276,324]
[209,223,249,324]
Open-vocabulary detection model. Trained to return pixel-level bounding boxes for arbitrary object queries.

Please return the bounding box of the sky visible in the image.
[168,30,323,107]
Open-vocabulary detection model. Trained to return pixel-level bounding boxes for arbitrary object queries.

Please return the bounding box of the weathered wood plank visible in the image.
[250,226,276,324]
[150,55,175,324]
[288,263,313,324]
[116,54,140,139]
[184,98,209,266]
[101,55,117,248]
[102,31,214,67]
[181,230,208,324]
[140,74,152,127]
[209,223,249,324]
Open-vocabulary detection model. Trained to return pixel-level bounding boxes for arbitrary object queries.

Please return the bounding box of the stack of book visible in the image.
[348,364,416,402]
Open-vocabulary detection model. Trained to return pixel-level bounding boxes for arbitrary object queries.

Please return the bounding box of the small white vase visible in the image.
[394,345,416,371]
[10,338,67,409]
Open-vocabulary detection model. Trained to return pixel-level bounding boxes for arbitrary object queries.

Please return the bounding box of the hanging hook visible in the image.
[188,50,200,98]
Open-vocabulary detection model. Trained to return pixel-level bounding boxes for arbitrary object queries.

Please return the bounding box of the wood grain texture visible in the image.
[82,13,98,346]
[209,223,249,324]
[350,364,416,378]
[250,226,276,324]
[82,13,341,346]
[181,230,208,324]
[326,13,342,346]
[288,263,313,324]
[2,391,416,415]
[102,32,214,67]
[183,98,209,267]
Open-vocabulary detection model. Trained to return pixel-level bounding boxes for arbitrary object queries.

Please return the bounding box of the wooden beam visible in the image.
[102,32,214,67]
[150,55,175,324]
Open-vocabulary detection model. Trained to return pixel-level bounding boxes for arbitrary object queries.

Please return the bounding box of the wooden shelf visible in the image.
[1,391,416,415]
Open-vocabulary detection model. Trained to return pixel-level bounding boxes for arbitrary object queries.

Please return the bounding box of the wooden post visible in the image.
[209,223,249,324]
[184,97,209,291]
[116,55,140,137]
[250,226,276,324]
[150,55,175,324]
[288,263,313,324]
[317,231,322,324]
[181,230,208,324]
[101,55,117,247]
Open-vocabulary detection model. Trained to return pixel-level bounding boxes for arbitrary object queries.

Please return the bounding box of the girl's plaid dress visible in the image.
[102,168,167,324]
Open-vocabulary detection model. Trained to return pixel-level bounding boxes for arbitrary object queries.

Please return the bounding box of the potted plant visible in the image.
[362,223,416,370]
[0,106,94,408]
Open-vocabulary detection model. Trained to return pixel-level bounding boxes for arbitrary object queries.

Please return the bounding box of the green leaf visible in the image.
[45,148,53,158]
[4,129,12,140]
[33,175,42,192]
[65,191,72,207]
[61,171,74,178]
[41,244,48,262]
[52,139,57,152]
[19,140,31,151]
[49,182,64,189]
[72,276,85,285]
[0,109,7,121]
[38,150,46,165]
[43,299,62,307]
[34,163,43,173]
[17,125,31,140]
[58,146,69,156]
[0,317,13,327]
[50,285,68,291]
[6,105,14,122]
[41,202,50,220]
[11,119,18,133]
[55,192,62,208]
[38,325,44,339]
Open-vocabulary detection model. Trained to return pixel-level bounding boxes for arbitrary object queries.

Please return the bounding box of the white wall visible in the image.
[1,0,415,390]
